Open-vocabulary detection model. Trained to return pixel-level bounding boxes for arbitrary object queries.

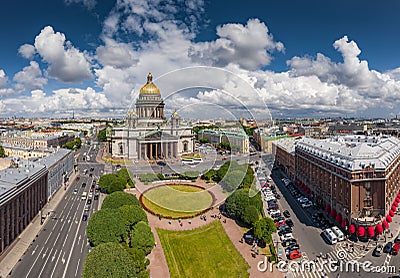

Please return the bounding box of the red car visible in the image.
[76,177,80,181]
[276,221,286,227]
[289,250,302,260]
[391,242,400,255]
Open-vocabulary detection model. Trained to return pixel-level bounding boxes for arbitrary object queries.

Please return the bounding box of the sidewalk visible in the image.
[0,170,79,278]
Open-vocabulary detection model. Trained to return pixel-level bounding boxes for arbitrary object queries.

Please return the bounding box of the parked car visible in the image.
[280,233,293,241]
[289,250,302,260]
[82,214,88,221]
[285,244,300,255]
[391,242,400,255]
[84,204,90,211]
[82,182,86,188]
[278,228,293,236]
[282,238,297,247]
[283,210,291,218]
[302,201,313,208]
[286,219,294,227]
[384,242,393,253]
[73,189,78,194]
[274,216,285,223]
[395,235,400,244]
[373,244,384,257]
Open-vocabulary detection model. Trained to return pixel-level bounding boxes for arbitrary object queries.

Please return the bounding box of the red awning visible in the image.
[341,219,348,228]
[330,208,337,218]
[389,210,395,217]
[335,213,342,223]
[394,201,399,207]
[391,205,397,211]
[367,226,375,237]
[386,215,393,223]
[325,204,331,213]
[382,219,389,229]
[396,197,400,203]
[349,224,356,234]
[357,226,365,237]
[375,224,383,234]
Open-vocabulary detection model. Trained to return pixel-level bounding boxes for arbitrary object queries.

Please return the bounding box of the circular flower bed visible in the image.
[140,184,215,219]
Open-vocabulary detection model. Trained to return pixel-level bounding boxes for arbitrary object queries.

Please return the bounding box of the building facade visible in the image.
[0,162,48,255]
[295,135,400,234]
[109,73,194,160]
[272,137,298,180]
[198,129,249,154]
[40,149,74,200]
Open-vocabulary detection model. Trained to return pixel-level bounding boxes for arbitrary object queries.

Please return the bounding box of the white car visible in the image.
[265,196,276,202]
[297,197,309,203]
[301,201,313,208]
[73,189,78,194]
[281,233,294,241]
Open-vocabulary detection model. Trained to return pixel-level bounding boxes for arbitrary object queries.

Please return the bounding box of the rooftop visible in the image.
[296,135,400,171]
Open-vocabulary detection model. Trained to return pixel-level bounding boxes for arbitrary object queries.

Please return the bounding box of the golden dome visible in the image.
[139,72,160,95]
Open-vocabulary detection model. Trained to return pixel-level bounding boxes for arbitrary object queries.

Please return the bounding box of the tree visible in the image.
[119,205,148,231]
[125,247,150,278]
[253,217,277,244]
[224,188,263,222]
[130,221,155,255]
[86,209,127,246]
[116,168,135,187]
[220,169,245,192]
[102,191,141,210]
[99,173,127,194]
[97,128,107,142]
[82,242,137,278]
[0,145,6,158]
[242,205,260,226]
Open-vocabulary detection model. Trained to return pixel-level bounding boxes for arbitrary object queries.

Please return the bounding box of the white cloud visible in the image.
[18,44,36,59]
[64,0,96,9]
[189,19,284,70]
[0,69,8,88]
[96,38,137,68]
[33,26,93,82]
[13,61,47,92]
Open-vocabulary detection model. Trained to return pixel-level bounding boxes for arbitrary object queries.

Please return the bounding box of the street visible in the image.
[10,143,104,278]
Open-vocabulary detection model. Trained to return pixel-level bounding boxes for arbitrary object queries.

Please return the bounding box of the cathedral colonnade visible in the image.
[138,141,178,160]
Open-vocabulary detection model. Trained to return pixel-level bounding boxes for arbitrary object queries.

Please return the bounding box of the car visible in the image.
[89,173,93,177]
[285,244,300,255]
[297,197,309,203]
[286,219,294,227]
[73,189,78,194]
[395,235,400,244]
[87,198,92,205]
[90,167,94,171]
[280,233,293,241]
[84,204,90,211]
[301,201,313,208]
[289,250,302,260]
[283,210,291,218]
[278,228,293,236]
[82,214,88,221]
[275,194,281,199]
[282,238,297,247]
[373,244,384,257]
[75,177,80,181]
[274,216,285,223]
[391,242,400,255]
[384,242,393,253]
[82,182,86,188]
[276,221,286,227]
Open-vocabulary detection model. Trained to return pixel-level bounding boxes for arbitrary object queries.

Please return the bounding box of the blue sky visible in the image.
[1,0,400,119]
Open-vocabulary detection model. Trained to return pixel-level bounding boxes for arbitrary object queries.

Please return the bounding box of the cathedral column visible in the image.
[138,143,141,160]
[155,143,158,159]
[149,143,153,159]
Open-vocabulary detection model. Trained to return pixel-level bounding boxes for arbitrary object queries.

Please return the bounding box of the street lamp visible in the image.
[40,200,43,225]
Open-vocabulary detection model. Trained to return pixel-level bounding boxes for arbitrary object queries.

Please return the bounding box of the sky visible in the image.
[1,0,400,120]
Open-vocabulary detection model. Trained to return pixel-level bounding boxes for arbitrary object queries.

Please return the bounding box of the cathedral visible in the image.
[108,73,195,161]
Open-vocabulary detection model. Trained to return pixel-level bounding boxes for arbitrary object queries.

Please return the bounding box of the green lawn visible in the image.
[141,185,213,218]
[157,221,249,278]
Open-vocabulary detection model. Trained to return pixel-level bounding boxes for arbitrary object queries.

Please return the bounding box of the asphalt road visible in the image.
[10,144,104,278]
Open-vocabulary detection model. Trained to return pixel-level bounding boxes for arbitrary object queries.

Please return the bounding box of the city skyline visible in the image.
[1,0,400,119]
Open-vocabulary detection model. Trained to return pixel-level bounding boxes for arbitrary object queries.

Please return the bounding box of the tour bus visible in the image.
[192,157,203,163]
[331,226,345,241]
[322,228,338,244]
[181,158,193,165]
[81,191,87,200]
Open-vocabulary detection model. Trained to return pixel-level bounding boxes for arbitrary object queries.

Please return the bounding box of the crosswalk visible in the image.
[287,242,368,278]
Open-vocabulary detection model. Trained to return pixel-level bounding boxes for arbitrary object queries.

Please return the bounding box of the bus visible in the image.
[81,191,87,200]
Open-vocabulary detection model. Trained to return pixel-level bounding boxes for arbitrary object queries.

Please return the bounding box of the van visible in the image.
[331,226,345,241]
[322,228,338,244]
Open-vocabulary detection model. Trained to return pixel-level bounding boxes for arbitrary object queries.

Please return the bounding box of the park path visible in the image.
[126,178,283,278]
